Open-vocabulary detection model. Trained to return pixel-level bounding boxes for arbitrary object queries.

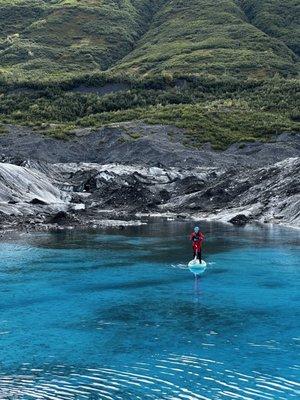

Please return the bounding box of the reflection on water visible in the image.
[0,221,299,399]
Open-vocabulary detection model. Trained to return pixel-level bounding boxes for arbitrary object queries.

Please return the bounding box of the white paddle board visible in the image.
[188,259,207,275]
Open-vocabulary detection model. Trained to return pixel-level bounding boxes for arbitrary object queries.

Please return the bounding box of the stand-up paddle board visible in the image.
[188,259,207,275]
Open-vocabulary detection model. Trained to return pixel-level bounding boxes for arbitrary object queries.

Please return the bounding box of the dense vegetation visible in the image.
[0,0,299,148]
[0,0,163,81]
[114,0,298,78]
[240,0,300,56]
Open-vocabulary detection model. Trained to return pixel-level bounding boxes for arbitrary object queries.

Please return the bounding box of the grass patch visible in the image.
[0,123,7,134]
[129,132,142,140]
[40,124,76,140]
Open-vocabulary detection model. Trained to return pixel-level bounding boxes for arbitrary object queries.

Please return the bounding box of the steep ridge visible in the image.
[114,0,298,78]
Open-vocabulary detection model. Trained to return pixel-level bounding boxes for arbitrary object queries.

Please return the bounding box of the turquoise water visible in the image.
[0,221,299,399]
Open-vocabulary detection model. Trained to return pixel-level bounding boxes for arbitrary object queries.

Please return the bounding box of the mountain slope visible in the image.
[0,0,299,149]
[0,0,298,81]
[114,0,298,79]
[0,0,163,80]
[240,0,300,56]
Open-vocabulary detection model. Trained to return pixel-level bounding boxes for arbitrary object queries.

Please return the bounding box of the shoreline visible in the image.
[0,212,298,241]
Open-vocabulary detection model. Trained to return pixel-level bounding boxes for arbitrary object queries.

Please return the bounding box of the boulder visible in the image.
[229,214,251,226]
[48,211,71,225]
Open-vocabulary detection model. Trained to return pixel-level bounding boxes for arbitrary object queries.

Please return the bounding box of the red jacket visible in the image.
[190,232,204,250]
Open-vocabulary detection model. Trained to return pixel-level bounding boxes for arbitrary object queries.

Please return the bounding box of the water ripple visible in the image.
[0,355,299,399]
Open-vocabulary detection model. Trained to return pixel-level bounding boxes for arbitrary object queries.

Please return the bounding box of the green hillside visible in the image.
[0,0,299,81]
[114,0,298,79]
[0,0,299,149]
[0,0,163,81]
[240,0,300,56]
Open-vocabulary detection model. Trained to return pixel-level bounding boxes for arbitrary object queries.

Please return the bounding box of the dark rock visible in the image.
[69,169,99,192]
[70,193,85,203]
[48,211,70,225]
[175,176,206,195]
[229,214,251,226]
[29,198,48,205]
[8,199,18,204]
[159,190,171,202]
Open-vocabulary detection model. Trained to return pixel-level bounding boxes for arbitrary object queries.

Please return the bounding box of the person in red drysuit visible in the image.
[190,226,204,262]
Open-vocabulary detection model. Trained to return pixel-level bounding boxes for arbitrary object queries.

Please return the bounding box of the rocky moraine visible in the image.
[0,123,299,231]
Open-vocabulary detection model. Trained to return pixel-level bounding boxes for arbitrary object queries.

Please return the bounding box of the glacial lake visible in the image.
[0,221,299,399]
